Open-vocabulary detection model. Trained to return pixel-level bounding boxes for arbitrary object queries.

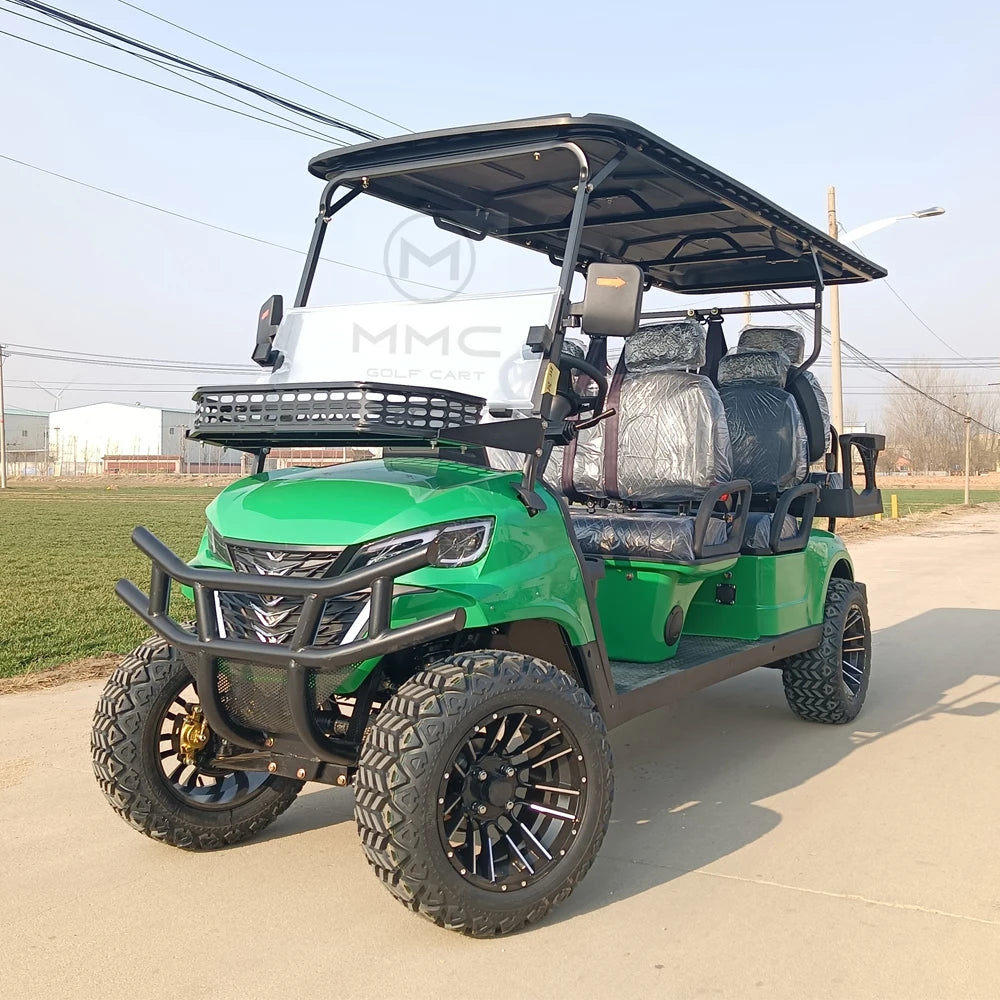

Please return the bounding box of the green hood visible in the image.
[207,458,524,546]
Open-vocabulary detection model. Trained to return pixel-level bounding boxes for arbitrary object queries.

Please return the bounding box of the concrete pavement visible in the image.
[2,511,999,999]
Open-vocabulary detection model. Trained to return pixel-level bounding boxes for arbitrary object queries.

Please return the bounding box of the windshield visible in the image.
[268,289,560,413]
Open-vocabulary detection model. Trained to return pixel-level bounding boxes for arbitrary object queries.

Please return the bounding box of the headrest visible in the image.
[718,348,791,387]
[624,320,705,372]
[738,325,805,365]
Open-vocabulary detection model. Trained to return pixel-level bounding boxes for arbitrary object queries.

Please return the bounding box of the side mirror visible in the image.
[252,294,283,367]
[580,264,643,338]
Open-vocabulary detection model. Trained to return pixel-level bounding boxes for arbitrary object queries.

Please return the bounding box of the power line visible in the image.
[0,26,339,143]
[0,152,453,293]
[843,388,1000,396]
[16,380,209,387]
[0,4,347,145]
[6,345,252,368]
[7,0,383,141]
[112,0,412,134]
[7,383,205,393]
[0,4,332,141]
[6,349,255,373]
[840,225,965,359]
[763,291,1000,436]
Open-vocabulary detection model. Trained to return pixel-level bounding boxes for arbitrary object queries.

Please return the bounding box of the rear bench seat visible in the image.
[717,348,818,555]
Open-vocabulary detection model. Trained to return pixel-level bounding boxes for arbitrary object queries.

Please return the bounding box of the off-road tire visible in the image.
[354,651,613,936]
[91,633,302,850]
[781,578,871,723]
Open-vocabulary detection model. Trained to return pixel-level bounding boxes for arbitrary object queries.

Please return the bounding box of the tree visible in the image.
[880,367,1000,474]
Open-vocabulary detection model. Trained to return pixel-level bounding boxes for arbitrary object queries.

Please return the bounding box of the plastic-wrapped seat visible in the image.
[564,320,750,563]
[737,325,831,461]
[718,349,817,554]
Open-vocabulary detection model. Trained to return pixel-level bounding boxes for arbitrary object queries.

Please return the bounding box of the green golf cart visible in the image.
[92,114,886,936]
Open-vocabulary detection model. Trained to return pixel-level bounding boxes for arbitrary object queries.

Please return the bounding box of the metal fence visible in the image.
[2,448,376,478]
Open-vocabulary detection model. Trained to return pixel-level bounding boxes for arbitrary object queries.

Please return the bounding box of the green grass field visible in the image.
[1,481,998,679]
[0,484,223,678]
[882,488,1000,516]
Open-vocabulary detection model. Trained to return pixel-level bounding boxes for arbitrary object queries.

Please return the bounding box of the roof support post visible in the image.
[512,145,594,513]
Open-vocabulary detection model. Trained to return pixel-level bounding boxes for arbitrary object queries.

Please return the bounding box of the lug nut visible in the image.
[473,802,487,816]
[264,737,274,748]
[505,800,515,811]
[296,768,307,779]
[476,769,488,782]
[335,774,348,787]
[503,765,516,778]
[267,762,277,773]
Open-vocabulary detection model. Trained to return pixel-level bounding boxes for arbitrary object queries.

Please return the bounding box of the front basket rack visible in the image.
[189,381,486,450]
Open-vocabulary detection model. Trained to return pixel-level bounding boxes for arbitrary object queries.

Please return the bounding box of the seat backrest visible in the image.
[737,325,831,461]
[718,348,808,494]
[566,320,733,502]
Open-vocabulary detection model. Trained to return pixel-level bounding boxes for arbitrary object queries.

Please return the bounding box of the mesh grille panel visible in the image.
[216,659,351,735]
[213,542,364,735]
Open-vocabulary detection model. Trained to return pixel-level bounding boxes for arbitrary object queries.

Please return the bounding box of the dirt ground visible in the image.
[6,473,239,489]
[0,657,120,696]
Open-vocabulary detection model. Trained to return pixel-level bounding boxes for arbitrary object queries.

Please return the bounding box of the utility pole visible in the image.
[0,344,8,489]
[964,414,972,505]
[827,187,844,434]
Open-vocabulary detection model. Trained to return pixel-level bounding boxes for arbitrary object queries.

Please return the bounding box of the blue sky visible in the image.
[1,0,996,417]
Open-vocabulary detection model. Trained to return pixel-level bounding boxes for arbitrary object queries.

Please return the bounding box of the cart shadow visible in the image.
[252,609,1000,918]
[550,607,1000,924]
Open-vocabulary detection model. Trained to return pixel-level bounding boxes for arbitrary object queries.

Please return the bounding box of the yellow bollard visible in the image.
[891,494,899,519]
[875,512,883,521]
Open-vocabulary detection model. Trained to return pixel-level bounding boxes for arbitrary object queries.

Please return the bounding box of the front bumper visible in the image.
[116,527,467,765]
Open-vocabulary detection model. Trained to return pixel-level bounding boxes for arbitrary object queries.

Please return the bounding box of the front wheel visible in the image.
[91,634,302,850]
[354,651,613,936]
[781,578,872,723]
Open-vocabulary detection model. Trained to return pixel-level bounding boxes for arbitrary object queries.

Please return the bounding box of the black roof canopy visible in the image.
[308,114,887,295]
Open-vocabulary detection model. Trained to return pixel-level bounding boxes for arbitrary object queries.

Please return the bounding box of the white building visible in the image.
[49,403,239,474]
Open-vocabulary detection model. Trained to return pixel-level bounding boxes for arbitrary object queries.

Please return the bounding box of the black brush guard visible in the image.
[116,527,467,767]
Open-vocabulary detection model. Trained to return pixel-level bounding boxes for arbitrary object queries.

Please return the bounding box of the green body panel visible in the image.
[180,461,853,693]
[189,459,595,692]
[595,556,738,662]
[685,530,853,640]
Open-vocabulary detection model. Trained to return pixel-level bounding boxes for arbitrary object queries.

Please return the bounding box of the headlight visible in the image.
[353,518,494,570]
[206,522,231,564]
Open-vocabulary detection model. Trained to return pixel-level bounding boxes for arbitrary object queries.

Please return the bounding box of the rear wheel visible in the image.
[91,633,302,850]
[354,651,613,936]
[781,578,871,723]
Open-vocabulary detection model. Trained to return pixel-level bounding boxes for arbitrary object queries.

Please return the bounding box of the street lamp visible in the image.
[826,188,945,434]
[840,207,946,244]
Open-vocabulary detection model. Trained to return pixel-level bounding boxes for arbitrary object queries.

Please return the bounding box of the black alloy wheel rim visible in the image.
[157,679,269,810]
[436,706,588,893]
[841,604,868,697]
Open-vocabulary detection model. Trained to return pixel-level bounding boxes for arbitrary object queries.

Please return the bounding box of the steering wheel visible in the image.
[557,351,609,416]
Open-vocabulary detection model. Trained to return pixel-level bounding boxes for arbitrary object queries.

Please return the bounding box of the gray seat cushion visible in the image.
[718,349,808,493]
[737,325,831,457]
[571,509,727,562]
[742,512,799,555]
